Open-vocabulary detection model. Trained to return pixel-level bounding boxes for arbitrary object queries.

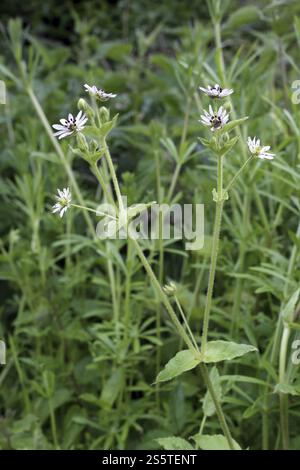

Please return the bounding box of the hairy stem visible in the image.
[201,155,224,354]
[200,364,235,450]
[102,139,124,212]
[129,237,196,352]
[225,155,254,193]
[279,326,290,449]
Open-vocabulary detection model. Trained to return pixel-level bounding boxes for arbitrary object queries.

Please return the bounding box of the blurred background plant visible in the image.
[1,0,300,450]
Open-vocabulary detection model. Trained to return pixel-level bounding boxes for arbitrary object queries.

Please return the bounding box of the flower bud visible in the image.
[99,106,110,123]
[163,282,177,296]
[223,101,232,112]
[76,132,88,151]
[90,139,100,153]
[77,98,94,120]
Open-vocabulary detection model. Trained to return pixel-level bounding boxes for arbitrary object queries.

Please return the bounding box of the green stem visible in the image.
[131,238,234,450]
[263,221,300,448]
[174,296,199,351]
[262,411,269,450]
[180,96,191,150]
[200,364,235,450]
[201,155,224,354]
[71,203,116,219]
[158,207,164,286]
[91,152,120,350]
[225,155,254,193]
[214,19,226,85]
[129,237,196,352]
[107,246,120,340]
[48,397,58,449]
[154,149,163,407]
[279,326,290,449]
[167,96,191,202]
[218,152,223,196]
[199,414,207,436]
[123,239,133,346]
[156,208,164,397]
[213,15,248,161]
[102,139,124,212]
[92,162,117,209]
[9,336,30,414]
[167,163,181,202]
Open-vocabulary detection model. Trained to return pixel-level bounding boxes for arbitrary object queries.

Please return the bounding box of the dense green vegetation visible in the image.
[1,0,300,450]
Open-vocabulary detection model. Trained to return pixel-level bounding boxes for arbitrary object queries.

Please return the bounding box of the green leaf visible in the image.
[127,201,157,219]
[99,114,119,138]
[8,18,23,62]
[281,287,300,323]
[79,393,100,405]
[294,16,300,49]
[193,434,241,450]
[225,6,261,31]
[105,42,132,61]
[199,135,238,157]
[12,414,38,433]
[100,368,124,408]
[286,321,300,331]
[83,114,119,140]
[203,340,257,363]
[157,437,194,450]
[219,136,239,156]
[160,137,179,162]
[274,383,300,396]
[155,350,201,383]
[199,137,210,148]
[221,117,248,134]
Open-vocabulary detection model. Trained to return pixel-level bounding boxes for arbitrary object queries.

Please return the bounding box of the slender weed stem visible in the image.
[201,155,224,354]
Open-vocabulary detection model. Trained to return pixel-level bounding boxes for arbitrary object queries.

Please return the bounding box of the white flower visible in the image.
[52,111,88,140]
[200,105,229,131]
[84,84,117,101]
[52,187,72,218]
[247,137,275,160]
[199,84,233,99]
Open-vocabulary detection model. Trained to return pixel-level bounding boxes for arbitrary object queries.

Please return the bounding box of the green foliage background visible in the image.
[1,0,300,450]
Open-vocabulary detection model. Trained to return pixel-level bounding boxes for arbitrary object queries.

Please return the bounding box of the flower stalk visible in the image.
[201,154,224,354]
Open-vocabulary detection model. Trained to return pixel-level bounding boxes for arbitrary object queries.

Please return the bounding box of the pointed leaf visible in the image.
[274,383,300,396]
[203,340,257,363]
[155,350,201,383]
[193,434,241,450]
[221,116,248,134]
[157,437,194,450]
[100,368,124,408]
[281,287,300,323]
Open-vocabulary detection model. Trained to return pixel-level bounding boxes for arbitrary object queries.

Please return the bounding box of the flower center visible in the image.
[211,85,222,97]
[210,116,222,129]
[67,118,76,130]
[59,197,69,207]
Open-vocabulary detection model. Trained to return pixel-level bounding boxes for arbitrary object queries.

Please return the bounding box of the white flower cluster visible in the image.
[199,83,275,160]
[52,84,116,140]
[51,83,117,217]
[199,83,231,132]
